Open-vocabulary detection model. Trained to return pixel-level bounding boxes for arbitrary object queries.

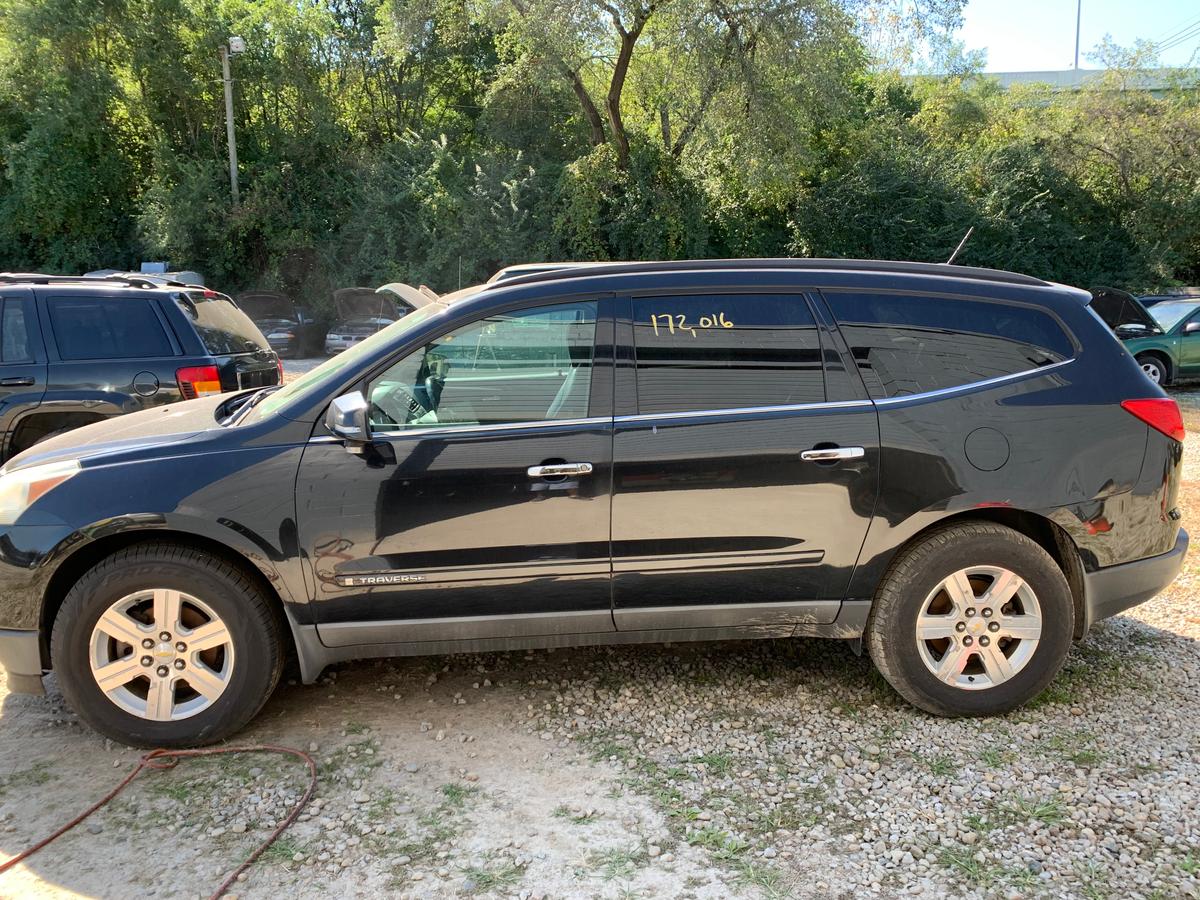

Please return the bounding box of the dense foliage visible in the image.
[0,0,1196,316]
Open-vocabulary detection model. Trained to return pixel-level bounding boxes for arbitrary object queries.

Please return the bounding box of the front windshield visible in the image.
[242,302,447,423]
[1151,301,1200,332]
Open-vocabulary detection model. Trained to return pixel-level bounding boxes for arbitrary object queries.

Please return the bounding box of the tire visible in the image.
[866,522,1073,717]
[51,543,283,747]
[1136,353,1169,386]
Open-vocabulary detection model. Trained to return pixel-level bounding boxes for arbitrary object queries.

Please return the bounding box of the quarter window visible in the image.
[368,301,597,431]
[49,296,173,360]
[1,299,34,362]
[824,292,1074,399]
[632,294,824,414]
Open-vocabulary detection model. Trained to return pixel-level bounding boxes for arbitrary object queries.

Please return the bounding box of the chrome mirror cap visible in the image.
[326,392,370,452]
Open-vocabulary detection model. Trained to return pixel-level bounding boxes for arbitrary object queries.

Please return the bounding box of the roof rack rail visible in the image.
[484,258,1050,290]
[0,272,189,289]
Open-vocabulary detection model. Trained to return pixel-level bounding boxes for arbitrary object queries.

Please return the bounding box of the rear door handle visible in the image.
[0,376,35,387]
[527,462,594,479]
[801,446,865,462]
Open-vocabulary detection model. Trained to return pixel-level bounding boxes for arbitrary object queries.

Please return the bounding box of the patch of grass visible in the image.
[1178,853,1199,875]
[0,760,53,797]
[980,746,1011,768]
[735,859,788,898]
[994,795,1067,827]
[686,825,749,860]
[439,782,478,809]
[262,837,307,865]
[586,846,649,881]
[912,752,956,778]
[939,846,1001,887]
[693,752,733,776]
[553,803,597,824]
[461,860,525,893]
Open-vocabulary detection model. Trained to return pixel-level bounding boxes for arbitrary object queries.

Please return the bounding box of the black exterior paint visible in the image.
[0,261,1185,681]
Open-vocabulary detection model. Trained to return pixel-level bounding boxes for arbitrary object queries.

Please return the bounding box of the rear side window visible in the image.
[48,296,173,360]
[174,292,267,356]
[632,294,825,414]
[1,298,34,362]
[824,292,1074,399]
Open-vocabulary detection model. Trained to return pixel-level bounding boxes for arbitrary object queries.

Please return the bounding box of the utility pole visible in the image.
[1080,0,1089,70]
[220,37,246,206]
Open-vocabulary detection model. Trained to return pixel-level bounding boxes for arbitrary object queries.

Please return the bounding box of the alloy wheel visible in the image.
[88,589,235,721]
[1141,360,1163,384]
[915,566,1042,690]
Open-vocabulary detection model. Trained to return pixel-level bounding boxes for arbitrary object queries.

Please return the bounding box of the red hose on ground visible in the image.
[0,744,318,900]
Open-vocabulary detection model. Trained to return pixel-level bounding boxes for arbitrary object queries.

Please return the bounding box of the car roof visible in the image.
[0,272,196,291]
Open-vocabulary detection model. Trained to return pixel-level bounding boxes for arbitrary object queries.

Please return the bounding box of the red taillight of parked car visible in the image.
[276,356,284,385]
[176,365,223,400]
[1121,398,1186,442]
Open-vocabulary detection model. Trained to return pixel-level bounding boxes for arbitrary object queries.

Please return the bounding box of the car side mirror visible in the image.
[1186,322,1200,335]
[325,392,371,455]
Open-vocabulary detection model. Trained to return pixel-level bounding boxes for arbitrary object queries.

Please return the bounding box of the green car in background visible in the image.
[1091,288,1200,386]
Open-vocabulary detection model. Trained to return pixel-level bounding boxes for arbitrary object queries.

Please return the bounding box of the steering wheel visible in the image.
[371,382,432,427]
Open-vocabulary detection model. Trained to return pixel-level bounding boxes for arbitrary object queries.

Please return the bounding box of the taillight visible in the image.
[1121,398,1185,442]
[276,356,284,385]
[176,365,222,399]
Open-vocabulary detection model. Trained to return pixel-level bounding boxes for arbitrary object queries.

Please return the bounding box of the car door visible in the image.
[300,297,616,649]
[1175,309,1200,376]
[610,291,880,630]
[0,290,48,459]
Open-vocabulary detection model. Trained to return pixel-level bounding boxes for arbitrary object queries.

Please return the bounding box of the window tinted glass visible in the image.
[368,301,596,431]
[825,292,1073,399]
[1,299,34,362]
[175,292,267,355]
[632,294,824,414]
[49,296,173,360]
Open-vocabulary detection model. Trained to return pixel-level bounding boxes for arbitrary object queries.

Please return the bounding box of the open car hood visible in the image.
[333,287,404,322]
[1090,287,1163,337]
[237,291,297,323]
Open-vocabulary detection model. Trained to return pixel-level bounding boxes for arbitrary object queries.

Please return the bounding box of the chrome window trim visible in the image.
[615,399,873,424]
[872,358,1075,407]
[310,415,611,443]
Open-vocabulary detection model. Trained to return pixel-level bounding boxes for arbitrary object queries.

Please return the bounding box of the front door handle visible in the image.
[801,446,865,462]
[0,376,34,387]
[527,462,594,479]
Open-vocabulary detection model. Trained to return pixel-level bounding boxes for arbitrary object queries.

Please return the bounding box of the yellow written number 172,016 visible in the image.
[649,312,734,337]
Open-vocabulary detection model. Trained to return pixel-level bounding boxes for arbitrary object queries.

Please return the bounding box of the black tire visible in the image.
[51,543,284,747]
[866,522,1074,717]
[1135,353,1170,386]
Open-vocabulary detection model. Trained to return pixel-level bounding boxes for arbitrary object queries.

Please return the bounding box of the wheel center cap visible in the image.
[154,642,174,660]
[967,620,985,635]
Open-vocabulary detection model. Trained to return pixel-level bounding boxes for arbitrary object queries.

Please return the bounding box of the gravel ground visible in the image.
[0,381,1197,899]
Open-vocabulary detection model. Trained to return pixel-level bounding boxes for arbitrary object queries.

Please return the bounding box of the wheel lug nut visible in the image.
[955,622,967,633]
[982,608,993,618]
[963,636,974,646]
[965,608,977,617]
[173,659,185,670]
[979,636,990,647]
[159,632,171,642]
[175,642,187,653]
[988,622,1000,632]
[141,656,153,667]
[156,665,169,677]
[142,638,154,649]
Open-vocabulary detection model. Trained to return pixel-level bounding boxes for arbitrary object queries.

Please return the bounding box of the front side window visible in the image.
[632,294,825,415]
[825,292,1074,399]
[48,296,173,360]
[368,301,597,432]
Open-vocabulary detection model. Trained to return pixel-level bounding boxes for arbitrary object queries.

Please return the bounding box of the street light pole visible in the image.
[1074,0,1082,71]
[220,41,240,206]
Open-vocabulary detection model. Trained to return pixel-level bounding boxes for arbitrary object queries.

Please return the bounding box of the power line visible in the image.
[1157,22,1200,54]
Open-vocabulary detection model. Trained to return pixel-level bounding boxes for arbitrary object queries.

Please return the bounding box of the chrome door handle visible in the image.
[527,462,594,479]
[801,447,865,462]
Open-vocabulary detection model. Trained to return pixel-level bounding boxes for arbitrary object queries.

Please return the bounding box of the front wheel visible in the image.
[51,544,283,747]
[866,522,1073,717]
[1136,353,1168,386]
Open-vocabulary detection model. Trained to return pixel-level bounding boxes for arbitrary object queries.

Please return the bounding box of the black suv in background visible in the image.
[0,274,280,460]
[0,259,1185,747]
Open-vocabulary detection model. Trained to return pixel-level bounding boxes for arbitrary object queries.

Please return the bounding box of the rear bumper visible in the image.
[1081,528,1188,634]
[0,628,44,695]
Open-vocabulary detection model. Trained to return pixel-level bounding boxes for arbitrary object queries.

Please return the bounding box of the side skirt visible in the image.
[287,600,872,685]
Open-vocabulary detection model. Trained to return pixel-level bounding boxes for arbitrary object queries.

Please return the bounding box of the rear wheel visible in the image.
[51,544,283,747]
[1136,353,1169,386]
[866,522,1073,717]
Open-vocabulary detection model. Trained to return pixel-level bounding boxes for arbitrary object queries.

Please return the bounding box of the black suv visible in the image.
[0,274,281,461]
[0,260,1185,747]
